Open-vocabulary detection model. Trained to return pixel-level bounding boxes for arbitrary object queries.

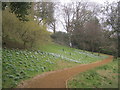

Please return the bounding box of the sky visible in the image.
[89,0,118,4]
[59,0,118,4]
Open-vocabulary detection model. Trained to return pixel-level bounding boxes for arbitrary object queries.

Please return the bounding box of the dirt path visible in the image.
[17,56,113,88]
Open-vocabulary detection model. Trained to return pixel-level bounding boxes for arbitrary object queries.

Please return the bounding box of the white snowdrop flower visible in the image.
[35,52,38,55]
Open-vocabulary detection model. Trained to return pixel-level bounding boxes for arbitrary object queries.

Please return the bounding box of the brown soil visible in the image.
[17,55,113,88]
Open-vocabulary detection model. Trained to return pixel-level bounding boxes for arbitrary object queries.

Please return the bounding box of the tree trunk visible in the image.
[92,48,94,54]
[98,48,100,56]
[23,41,26,49]
[90,41,94,54]
[53,22,56,34]
[69,33,72,48]
[117,1,120,57]
[30,41,34,48]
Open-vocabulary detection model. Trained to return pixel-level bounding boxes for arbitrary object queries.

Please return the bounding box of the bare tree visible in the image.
[62,1,99,47]
[118,1,120,57]
[102,1,119,57]
[62,3,75,47]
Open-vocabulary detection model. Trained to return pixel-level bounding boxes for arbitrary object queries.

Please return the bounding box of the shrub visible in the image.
[51,31,69,46]
[2,8,51,49]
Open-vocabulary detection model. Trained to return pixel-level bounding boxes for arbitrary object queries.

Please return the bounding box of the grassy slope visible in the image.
[38,43,107,64]
[67,58,119,88]
[0,49,1,89]
[3,43,107,88]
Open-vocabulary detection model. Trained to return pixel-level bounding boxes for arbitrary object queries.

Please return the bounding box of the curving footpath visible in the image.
[17,55,113,88]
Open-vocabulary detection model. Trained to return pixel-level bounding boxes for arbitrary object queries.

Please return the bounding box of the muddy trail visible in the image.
[17,56,113,88]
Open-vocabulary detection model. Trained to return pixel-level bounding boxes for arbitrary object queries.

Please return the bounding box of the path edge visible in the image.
[65,55,113,88]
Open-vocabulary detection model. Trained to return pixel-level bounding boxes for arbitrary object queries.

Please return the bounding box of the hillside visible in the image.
[2,43,107,88]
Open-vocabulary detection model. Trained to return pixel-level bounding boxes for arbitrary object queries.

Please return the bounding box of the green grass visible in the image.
[0,48,2,89]
[67,58,119,88]
[2,43,107,88]
[38,43,107,64]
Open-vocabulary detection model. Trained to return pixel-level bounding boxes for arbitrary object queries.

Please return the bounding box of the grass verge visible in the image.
[67,58,119,88]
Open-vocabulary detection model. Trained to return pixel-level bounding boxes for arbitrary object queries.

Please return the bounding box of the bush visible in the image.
[2,8,51,49]
[51,31,69,46]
